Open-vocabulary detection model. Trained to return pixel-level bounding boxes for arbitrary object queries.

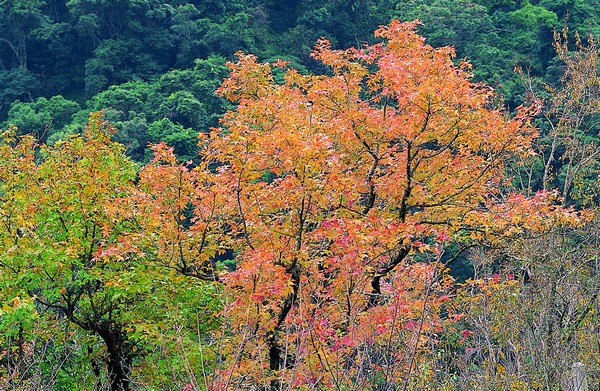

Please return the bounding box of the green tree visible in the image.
[540,0,600,36]
[0,0,50,69]
[84,38,163,96]
[80,57,231,161]
[147,118,199,161]
[0,114,139,389]
[0,113,220,390]
[156,56,232,128]
[5,95,80,142]
[86,81,159,160]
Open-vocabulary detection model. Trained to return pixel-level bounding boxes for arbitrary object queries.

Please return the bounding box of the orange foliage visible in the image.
[176,20,589,389]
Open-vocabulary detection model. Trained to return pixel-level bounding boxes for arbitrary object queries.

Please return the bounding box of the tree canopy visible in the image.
[2,19,598,390]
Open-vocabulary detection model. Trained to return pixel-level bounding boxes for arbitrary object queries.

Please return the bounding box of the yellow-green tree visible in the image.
[0,113,221,390]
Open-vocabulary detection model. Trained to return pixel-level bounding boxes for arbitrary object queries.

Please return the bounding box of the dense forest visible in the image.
[1,0,599,390]
[2,0,600,160]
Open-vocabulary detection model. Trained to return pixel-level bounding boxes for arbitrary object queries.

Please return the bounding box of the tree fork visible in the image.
[367,246,410,308]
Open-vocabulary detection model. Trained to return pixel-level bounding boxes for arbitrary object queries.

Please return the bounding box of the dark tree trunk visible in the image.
[369,275,382,307]
[268,334,282,390]
[266,263,300,390]
[33,296,135,391]
[96,322,133,391]
[268,337,281,372]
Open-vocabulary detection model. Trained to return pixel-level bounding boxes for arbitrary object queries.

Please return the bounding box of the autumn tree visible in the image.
[200,20,584,390]
[0,19,593,391]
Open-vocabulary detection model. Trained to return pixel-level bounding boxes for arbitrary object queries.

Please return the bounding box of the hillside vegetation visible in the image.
[1,1,599,390]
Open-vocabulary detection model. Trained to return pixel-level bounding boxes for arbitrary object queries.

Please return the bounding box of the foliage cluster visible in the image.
[1,20,599,390]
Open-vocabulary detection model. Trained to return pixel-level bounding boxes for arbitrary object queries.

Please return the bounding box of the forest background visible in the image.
[3,0,599,161]
[1,0,599,390]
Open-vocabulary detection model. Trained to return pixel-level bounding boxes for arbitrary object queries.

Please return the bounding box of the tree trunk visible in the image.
[567,362,588,391]
[267,333,282,390]
[96,322,133,391]
[265,263,300,390]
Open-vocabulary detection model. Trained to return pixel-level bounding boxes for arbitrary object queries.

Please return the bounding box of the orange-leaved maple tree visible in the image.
[200,20,585,390]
